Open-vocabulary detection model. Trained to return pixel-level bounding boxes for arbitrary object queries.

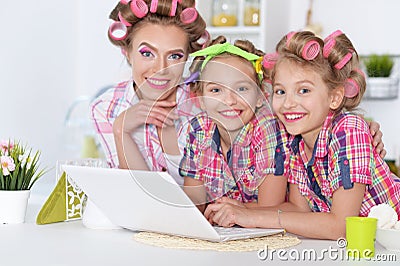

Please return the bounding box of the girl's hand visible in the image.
[216,197,245,207]
[368,120,386,158]
[204,203,255,228]
[116,100,179,134]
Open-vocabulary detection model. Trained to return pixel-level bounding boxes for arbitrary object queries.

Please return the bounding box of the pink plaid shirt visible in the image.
[283,111,400,216]
[90,80,200,170]
[179,105,278,203]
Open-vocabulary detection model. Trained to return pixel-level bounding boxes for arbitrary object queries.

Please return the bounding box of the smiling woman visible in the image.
[90,0,208,186]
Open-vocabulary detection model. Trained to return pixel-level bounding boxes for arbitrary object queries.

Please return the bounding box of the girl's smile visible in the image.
[199,56,263,140]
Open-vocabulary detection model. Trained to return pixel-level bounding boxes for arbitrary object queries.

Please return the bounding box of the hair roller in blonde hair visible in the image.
[109,22,128,40]
[181,7,198,24]
[344,78,360,98]
[323,30,343,43]
[120,0,130,4]
[170,0,178,16]
[150,0,158,13]
[118,11,132,26]
[286,31,296,47]
[196,30,210,48]
[302,40,320,60]
[130,0,149,18]
[262,52,279,69]
[334,52,353,70]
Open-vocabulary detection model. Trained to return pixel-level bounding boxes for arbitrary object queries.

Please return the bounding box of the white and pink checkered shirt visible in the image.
[90,80,200,170]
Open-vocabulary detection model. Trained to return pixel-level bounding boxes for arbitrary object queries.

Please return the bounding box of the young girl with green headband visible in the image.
[179,36,287,213]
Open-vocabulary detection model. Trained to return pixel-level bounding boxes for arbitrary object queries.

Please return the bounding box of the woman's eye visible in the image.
[169,53,184,60]
[237,87,248,92]
[140,50,153,58]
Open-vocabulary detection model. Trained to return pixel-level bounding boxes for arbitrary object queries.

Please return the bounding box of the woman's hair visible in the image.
[267,30,366,112]
[109,0,207,53]
[189,36,266,95]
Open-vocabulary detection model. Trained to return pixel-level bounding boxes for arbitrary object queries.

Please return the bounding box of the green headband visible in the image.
[190,43,264,82]
[190,43,259,68]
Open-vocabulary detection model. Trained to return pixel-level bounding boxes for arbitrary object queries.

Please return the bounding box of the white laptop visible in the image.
[62,165,284,242]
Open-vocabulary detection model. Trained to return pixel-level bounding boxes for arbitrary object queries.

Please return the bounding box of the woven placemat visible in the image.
[133,231,301,252]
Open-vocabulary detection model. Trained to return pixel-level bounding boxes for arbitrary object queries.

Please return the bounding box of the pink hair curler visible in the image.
[286,31,296,47]
[120,0,130,4]
[344,78,360,98]
[323,38,336,58]
[180,7,198,24]
[196,30,210,48]
[150,0,158,13]
[302,40,320,60]
[324,30,343,43]
[121,48,128,57]
[118,11,132,26]
[354,68,366,78]
[262,52,279,69]
[130,0,148,18]
[170,0,178,16]
[109,22,128,41]
[334,52,353,70]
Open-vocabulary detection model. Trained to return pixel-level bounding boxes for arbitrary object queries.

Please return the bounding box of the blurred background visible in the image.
[1,0,400,188]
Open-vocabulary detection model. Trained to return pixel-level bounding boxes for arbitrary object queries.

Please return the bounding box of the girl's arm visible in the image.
[183,177,207,213]
[205,182,366,240]
[257,174,288,206]
[216,174,287,208]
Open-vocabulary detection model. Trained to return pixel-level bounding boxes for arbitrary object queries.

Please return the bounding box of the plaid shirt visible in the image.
[179,105,278,203]
[283,111,400,216]
[90,80,200,169]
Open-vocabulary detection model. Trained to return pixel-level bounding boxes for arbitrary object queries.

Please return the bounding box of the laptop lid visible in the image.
[62,165,283,242]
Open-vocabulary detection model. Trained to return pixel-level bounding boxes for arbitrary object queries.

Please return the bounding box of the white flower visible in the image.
[18,153,32,169]
[1,155,15,176]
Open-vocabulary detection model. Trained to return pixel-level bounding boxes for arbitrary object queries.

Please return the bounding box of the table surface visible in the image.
[1,180,399,266]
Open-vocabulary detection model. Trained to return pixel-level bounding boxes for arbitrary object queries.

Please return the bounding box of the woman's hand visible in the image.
[368,120,386,158]
[115,100,179,134]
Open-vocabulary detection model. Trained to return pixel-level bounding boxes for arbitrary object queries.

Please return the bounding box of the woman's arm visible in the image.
[368,120,386,158]
[113,110,149,170]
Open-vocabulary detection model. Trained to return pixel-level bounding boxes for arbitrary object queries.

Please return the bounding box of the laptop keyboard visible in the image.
[213,226,271,236]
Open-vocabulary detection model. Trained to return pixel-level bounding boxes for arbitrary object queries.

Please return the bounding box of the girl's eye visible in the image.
[274,89,285,95]
[210,88,221,93]
[169,53,185,60]
[299,88,310,94]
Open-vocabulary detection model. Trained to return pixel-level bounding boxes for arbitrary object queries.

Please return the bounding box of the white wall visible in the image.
[1,0,399,189]
[0,1,123,186]
[283,0,400,161]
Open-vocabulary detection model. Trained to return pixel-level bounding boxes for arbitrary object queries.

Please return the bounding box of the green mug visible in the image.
[346,216,377,258]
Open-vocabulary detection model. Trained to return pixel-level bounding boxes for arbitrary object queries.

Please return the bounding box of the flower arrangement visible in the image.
[0,139,47,190]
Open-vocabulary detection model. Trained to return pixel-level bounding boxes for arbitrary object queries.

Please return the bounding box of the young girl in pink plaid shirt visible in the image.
[204,30,400,240]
